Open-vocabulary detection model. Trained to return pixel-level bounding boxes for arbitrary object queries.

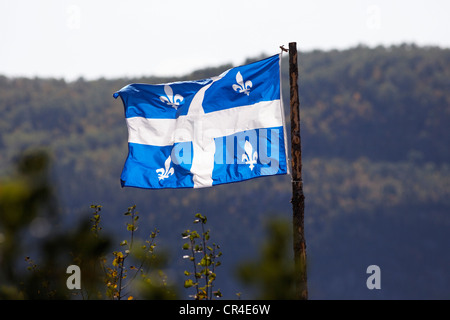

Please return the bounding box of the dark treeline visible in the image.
[298,44,450,164]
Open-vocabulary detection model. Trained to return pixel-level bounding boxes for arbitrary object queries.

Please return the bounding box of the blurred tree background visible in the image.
[0,44,449,299]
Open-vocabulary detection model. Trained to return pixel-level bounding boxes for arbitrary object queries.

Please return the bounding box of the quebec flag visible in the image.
[113,54,288,189]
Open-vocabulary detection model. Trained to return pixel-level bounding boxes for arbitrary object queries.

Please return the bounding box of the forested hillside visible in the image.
[0,44,449,299]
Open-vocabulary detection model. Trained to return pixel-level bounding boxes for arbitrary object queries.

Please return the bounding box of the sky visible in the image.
[1,0,449,80]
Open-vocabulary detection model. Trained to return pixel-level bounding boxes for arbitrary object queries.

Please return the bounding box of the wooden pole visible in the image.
[289,42,308,300]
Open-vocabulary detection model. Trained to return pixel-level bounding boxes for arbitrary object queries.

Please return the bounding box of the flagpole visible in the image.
[288,42,308,299]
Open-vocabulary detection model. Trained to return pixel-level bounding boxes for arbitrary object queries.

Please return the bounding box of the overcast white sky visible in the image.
[1,0,449,80]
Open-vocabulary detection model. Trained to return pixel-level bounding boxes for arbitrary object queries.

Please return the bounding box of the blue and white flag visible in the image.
[114,54,288,189]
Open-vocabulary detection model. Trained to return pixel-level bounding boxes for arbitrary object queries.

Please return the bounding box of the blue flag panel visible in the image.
[114,54,288,189]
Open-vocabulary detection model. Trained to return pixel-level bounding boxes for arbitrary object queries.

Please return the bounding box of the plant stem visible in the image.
[200,222,209,299]
[190,237,199,297]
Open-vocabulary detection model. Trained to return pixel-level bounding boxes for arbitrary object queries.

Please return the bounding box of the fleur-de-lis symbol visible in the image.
[160,85,184,110]
[156,155,174,180]
[242,140,258,171]
[232,71,252,96]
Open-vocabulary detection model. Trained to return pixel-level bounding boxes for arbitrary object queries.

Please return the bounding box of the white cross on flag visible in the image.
[113,54,288,189]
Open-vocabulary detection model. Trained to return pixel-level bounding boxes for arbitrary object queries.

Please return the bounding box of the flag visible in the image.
[113,54,288,189]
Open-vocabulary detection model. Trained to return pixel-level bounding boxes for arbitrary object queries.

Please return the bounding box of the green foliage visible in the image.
[182,213,222,300]
[101,204,177,300]
[0,150,177,299]
[237,218,296,299]
[90,204,102,235]
[0,149,68,299]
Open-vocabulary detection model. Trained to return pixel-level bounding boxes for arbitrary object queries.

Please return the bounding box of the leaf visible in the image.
[126,223,134,231]
[182,243,190,250]
[184,279,194,288]
[199,256,211,267]
[190,230,200,239]
[195,213,207,224]
[214,289,222,298]
[197,290,207,300]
